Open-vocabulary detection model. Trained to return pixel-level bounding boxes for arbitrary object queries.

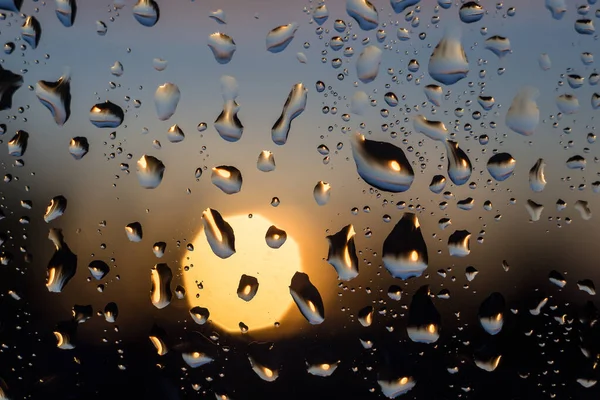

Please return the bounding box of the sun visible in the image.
[182,213,303,333]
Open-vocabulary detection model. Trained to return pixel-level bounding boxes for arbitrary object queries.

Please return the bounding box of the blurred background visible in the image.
[0,0,599,398]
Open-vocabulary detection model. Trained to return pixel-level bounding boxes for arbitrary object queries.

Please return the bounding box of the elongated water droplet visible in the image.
[154,82,180,121]
[429,175,446,193]
[215,75,244,142]
[88,260,109,280]
[249,356,279,381]
[546,0,566,19]
[272,82,307,145]
[289,271,325,324]
[265,225,287,249]
[383,213,428,279]
[207,32,236,63]
[150,263,172,309]
[46,228,77,293]
[445,140,472,185]
[44,195,67,222]
[266,22,298,53]
[104,302,118,322]
[390,0,420,13]
[0,65,23,110]
[89,101,124,128]
[424,84,443,106]
[350,91,369,114]
[378,377,416,398]
[574,200,592,220]
[459,2,484,23]
[413,115,448,141]
[149,324,168,355]
[592,93,600,109]
[346,0,379,31]
[8,130,28,156]
[201,208,236,259]
[429,28,469,85]
[55,0,76,27]
[133,0,159,27]
[36,70,71,125]
[307,361,339,377]
[549,270,566,288]
[487,153,516,181]
[125,222,143,242]
[182,352,213,368]
[466,266,478,281]
[566,155,586,169]
[257,150,276,172]
[326,224,359,281]
[358,305,374,327]
[350,132,414,192]
[313,181,331,205]
[152,242,166,258]
[237,274,259,301]
[211,165,242,194]
[538,53,552,70]
[137,155,165,189]
[407,285,440,343]
[356,45,382,83]
[21,16,41,49]
[578,279,596,295]
[575,19,595,35]
[506,86,539,135]
[0,0,22,12]
[384,91,398,106]
[313,4,329,25]
[54,321,76,349]
[479,293,505,335]
[448,230,470,257]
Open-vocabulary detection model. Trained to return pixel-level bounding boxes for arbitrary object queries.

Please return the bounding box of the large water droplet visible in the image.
[350,132,415,192]
[104,302,118,322]
[46,228,77,293]
[88,260,109,280]
[326,224,359,281]
[487,153,516,181]
[575,19,595,35]
[445,140,472,185]
[485,35,510,58]
[459,2,485,23]
[407,285,440,343]
[189,306,210,325]
[313,181,331,205]
[265,225,287,249]
[0,65,23,110]
[271,82,307,145]
[7,130,28,157]
[546,0,567,19]
[0,0,22,12]
[424,84,443,106]
[211,165,242,194]
[429,28,469,85]
[378,377,416,398]
[307,361,339,377]
[89,101,124,128]
[529,158,546,192]
[356,45,382,83]
[201,208,236,259]
[313,4,329,25]
[44,195,67,223]
[448,230,471,257]
[21,16,41,49]
[413,115,449,141]
[150,263,172,309]
[346,0,379,31]
[479,293,505,335]
[209,9,227,24]
[429,175,446,194]
[182,351,213,368]
[55,0,76,27]
[133,0,159,27]
[237,274,259,301]
[266,23,298,53]
[36,70,71,126]
[289,272,325,324]
[390,0,420,13]
[137,155,165,188]
[549,270,566,288]
[506,86,539,135]
[525,199,544,221]
[257,150,276,172]
[207,32,236,63]
[154,82,180,121]
[383,213,428,279]
[125,222,143,242]
[215,75,244,142]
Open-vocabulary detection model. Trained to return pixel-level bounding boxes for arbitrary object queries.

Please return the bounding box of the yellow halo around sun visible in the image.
[182,214,303,333]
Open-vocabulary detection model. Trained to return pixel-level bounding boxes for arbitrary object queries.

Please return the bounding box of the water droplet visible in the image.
[574,200,592,220]
[346,0,379,31]
[88,260,109,280]
[189,306,210,325]
[350,91,369,114]
[575,19,595,35]
[152,58,168,72]
[209,9,227,24]
[265,225,287,248]
[313,181,331,205]
[356,45,382,83]
[289,271,325,325]
[429,175,446,193]
[53,322,76,349]
[4,42,15,54]
[529,158,546,192]
[149,324,169,355]
[566,155,586,169]
[7,130,28,156]
[237,274,259,301]
[46,228,77,293]
[407,285,440,343]
[215,75,243,142]
[35,70,71,126]
[424,84,443,106]
[390,0,420,13]
[546,0,566,19]
[182,352,213,368]
[378,377,416,398]
[479,293,505,335]
[96,20,107,36]
[485,35,510,58]
[21,16,41,49]
[272,83,307,145]
[506,86,539,135]
[266,22,298,53]
[549,270,566,287]
[211,165,242,194]
[525,199,544,221]
[55,0,75,27]
[313,4,329,25]
[307,361,339,377]
[89,101,124,128]
[358,305,374,327]
[459,2,485,23]
[125,222,143,242]
[154,82,180,121]
[133,0,159,27]
[0,0,21,12]
[257,150,276,172]
[0,66,23,111]
[383,213,428,279]
[152,241,166,258]
[538,53,551,71]
[326,224,359,281]
[104,302,118,323]
[167,124,185,143]
[445,140,472,185]
[350,132,415,192]
[429,27,469,85]
[150,263,172,309]
[448,230,470,257]
[413,115,448,141]
[556,94,579,114]
[201,208,236,259]
[207,32,236,63]
[592,93,600,109]
[578,279,596,295]
[487,153,516,181]
[44,195,67,222]
[136,155,165,188]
